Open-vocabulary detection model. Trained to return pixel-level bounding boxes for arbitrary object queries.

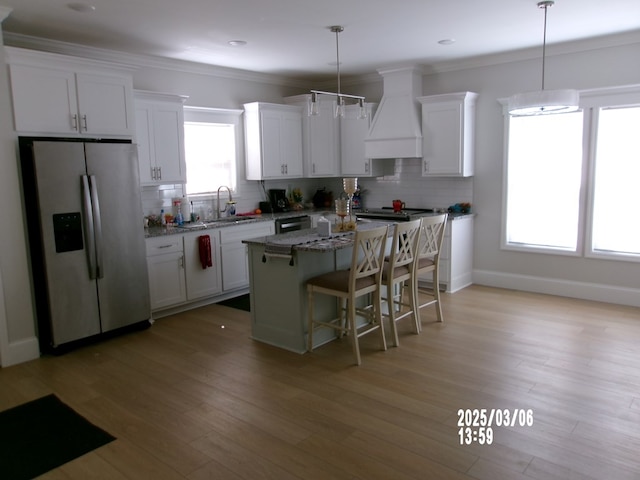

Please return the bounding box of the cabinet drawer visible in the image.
[146,236,183,255]
[219,222,274,244]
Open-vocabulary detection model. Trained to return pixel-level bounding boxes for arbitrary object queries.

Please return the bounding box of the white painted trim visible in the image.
[0,267,8,366]
[2,338,40,367]
[0,6,12,22]
[473,270,640,308]
[0,269,39,367]
[3,32,306,88]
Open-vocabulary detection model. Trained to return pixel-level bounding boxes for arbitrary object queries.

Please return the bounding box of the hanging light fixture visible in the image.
[310,25,367,119]
[508,1,579,116]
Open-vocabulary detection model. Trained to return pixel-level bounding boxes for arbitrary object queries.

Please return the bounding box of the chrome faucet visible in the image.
[216,186,233,219]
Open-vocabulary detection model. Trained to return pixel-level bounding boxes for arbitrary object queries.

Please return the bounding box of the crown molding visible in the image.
[0,6,12,23]
[2,32,310,88]
[428,29,640,75]
[4,28,637,88]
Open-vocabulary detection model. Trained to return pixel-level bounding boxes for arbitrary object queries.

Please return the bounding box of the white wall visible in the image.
[0,13,39,366]
[2,31,639,366]
[413,39,640,305]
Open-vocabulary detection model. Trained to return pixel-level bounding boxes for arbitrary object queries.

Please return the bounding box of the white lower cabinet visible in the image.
[146,221,275,312]
[183,231,222,300]
[419,215,474,293]
[146,236,186,310]
[220,222,275,292]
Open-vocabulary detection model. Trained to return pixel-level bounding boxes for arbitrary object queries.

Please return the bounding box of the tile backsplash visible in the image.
[141,158,473,220]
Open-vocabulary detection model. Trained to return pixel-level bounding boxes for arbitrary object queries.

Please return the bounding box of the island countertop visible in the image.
[245,220,394,353]
[242,220,394,253]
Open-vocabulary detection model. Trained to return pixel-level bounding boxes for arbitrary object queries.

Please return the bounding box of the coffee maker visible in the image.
[268,189,290,212]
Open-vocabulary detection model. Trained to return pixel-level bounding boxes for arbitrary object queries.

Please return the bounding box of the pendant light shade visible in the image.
[508,1,579,116]
[508,88,579,115]
[309,25,366,119]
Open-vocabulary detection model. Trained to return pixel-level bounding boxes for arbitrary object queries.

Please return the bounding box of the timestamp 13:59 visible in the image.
[458,426,494,445]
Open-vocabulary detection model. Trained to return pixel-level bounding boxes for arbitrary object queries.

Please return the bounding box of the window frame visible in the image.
[183,106,244,199]
[500,84,640,262]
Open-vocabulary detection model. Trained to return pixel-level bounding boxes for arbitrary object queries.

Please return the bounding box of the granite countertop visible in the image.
[145,210,473,239]
[144,210,313,238]
[244,221,395,253]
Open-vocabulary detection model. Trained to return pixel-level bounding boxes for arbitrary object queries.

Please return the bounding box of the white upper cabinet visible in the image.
[284,95,340,177]
[134,91,188,185]
[340,103,385,177]
[244,102,303,180]
[6,47,135,138]
[418,92,478,177]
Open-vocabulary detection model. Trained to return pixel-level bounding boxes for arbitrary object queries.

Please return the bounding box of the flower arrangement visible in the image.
[291,188,303,203]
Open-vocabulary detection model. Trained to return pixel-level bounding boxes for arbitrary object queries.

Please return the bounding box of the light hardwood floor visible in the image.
[1,285,640,479]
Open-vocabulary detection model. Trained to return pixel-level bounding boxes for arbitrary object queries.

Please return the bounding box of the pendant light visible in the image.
[310,26,367,119]
[508,1,579,116]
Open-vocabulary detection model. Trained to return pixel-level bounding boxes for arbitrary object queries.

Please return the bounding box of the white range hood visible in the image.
[365,65,424,159]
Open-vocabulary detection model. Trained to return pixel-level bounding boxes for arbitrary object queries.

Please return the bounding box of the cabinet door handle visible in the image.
[284,164,288,174]
[81,114,88,131]
[365,161,369,173]
[423,160,429,173]
[179,255,184,268]
[158,166,162,179]
[312,163,315,174]
[71,114,78,131]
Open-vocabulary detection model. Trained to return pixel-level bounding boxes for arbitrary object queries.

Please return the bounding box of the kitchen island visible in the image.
[243,222,392,353]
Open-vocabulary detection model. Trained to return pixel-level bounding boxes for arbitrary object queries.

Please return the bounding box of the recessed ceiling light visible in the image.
[438,38,456,45]
[227,40,247,47]
[66,2,96,13]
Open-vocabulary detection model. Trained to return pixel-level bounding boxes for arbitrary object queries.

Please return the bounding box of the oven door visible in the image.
[275,215,311,234]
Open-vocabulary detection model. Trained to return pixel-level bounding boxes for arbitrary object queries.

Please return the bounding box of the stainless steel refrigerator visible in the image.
[19,138,151,353]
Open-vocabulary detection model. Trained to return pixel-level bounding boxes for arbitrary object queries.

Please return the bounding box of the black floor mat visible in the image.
[0,394,115,480]
[217,293,251,312]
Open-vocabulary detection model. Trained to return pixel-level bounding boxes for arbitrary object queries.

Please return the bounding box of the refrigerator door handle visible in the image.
[82,175,98,279]
[88,175,105,279]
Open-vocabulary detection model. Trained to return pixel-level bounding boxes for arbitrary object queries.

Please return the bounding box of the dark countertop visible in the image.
[243,221,395,253]
[145,210,473,239]
[144,210,313,238]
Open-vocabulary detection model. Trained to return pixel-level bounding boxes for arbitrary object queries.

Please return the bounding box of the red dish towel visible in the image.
[198,235,213,269]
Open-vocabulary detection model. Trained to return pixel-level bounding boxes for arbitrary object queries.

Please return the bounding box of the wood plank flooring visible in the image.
[1,285,640,479]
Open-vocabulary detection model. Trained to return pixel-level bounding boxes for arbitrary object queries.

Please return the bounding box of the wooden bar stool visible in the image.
[381,219,422,347]
[306,225,388,366]
[413,214,448,328]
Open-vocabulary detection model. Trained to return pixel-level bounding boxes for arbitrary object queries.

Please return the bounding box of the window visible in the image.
[183,107,242,195]
[503,86,640,261]
[590,106,640,257]
[505,112,584,252]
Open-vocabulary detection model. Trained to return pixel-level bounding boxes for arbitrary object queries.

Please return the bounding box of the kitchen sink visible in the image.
[178,216,257,229]
[208,216,257,224]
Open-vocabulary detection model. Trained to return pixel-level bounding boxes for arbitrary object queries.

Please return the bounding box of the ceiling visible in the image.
[1,0,640,81]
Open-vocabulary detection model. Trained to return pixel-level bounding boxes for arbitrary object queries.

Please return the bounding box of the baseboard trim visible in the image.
[473,270,640,308]
[1,336,40,367]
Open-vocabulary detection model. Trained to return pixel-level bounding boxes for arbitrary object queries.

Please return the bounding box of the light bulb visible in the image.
[357,98,367,119]
[309,92,319,116]
[335,96,345,118]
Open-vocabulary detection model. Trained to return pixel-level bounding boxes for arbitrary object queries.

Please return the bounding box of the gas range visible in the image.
[356,207,437,222]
